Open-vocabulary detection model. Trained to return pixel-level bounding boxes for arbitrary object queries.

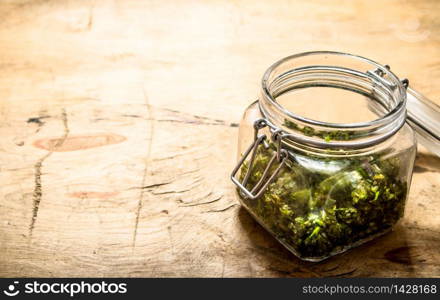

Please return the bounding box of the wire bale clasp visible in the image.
[230,118,288,200]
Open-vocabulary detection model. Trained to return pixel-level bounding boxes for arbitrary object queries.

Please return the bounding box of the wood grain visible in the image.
[0,0,439,277]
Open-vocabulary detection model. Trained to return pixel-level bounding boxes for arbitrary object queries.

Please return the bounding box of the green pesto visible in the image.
[283,119,363,142]
[238,144,407,259]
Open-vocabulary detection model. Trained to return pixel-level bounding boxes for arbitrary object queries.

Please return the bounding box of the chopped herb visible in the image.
[238,143,407,260]
[283,119,363,141]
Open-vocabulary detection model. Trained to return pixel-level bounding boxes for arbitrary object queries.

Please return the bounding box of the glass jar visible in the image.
[231,51,440,261]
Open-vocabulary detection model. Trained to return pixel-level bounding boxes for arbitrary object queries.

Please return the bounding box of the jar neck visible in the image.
[258,51,407,154]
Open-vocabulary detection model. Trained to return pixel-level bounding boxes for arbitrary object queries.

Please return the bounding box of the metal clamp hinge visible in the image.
[230,119,288,200]
[368,64,409,90]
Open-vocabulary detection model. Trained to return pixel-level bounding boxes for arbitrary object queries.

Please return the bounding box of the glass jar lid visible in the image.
[405,87,440,157]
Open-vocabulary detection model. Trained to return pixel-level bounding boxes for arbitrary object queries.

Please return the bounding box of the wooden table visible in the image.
[0,0,439,277]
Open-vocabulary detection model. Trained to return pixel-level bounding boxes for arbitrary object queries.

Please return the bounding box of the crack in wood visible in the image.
[127,182,172,190]
[332,268,357,277]
[122,106,238,128]
[179,196,223,207]
[157,119,237,127]
[202,203,239,213]
[132,87,155,249]
[29,109,69,238]
[266,266,294,275]
[139,181,172,189]
[151,188,190,195]
[27,115,50,126]
[321,265,340,272]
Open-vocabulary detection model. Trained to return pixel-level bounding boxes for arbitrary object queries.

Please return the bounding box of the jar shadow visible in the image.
[237,206,437,277]
[414,152,440,173]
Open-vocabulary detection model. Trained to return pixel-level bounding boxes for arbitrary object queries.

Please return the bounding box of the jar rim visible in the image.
[259,51,409,150]
[261,51,407,130]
